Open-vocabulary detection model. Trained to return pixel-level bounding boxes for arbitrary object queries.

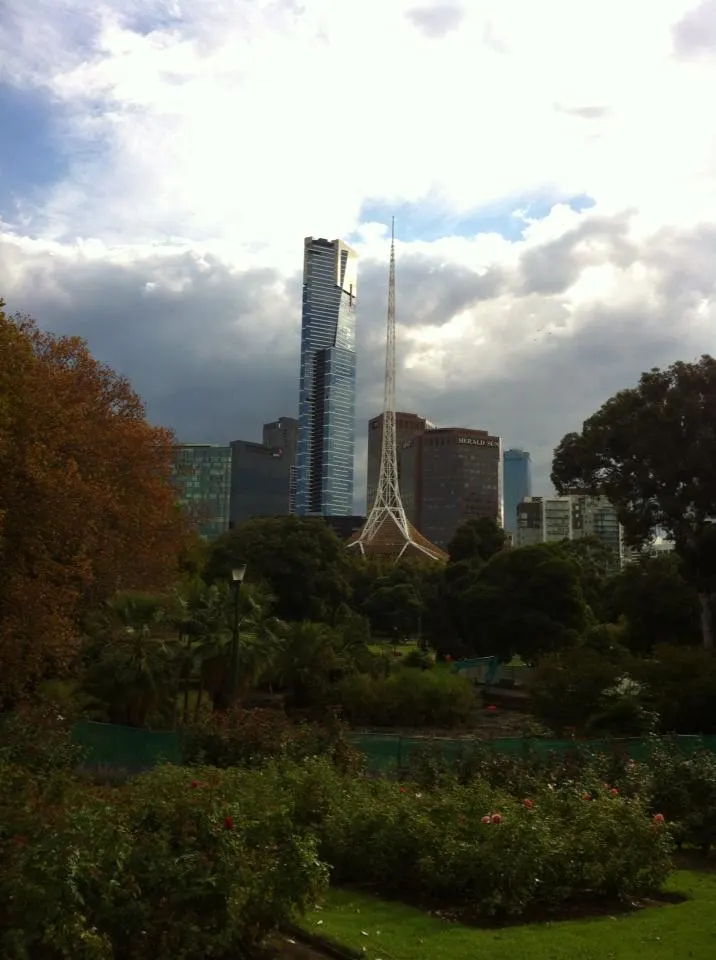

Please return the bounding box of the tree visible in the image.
[357,558,439,640]
[82,591,180,727]
[552,356,716,648]
[175,580,283,716]
[550,536,617,622]
[606,553,701,654]
[204,516,352,622]
[0,306,187,702]
[459,544,589,661]
[447,516,508,565]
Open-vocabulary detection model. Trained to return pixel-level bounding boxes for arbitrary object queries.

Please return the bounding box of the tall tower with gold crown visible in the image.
[347,221,447,563]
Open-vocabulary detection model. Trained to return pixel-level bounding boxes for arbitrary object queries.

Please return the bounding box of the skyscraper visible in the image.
[296,237,358,516]
[366,411,433,513]
[400,427,502,547]
[228,418,298,527]
[172,444,232,539]
[503,448,532,535]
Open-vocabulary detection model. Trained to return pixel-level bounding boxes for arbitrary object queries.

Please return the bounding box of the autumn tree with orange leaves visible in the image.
[0,302,188,702]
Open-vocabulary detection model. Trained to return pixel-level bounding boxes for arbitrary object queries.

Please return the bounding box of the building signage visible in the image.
[457,437,499,447]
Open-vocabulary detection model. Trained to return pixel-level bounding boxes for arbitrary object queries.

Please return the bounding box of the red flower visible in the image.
[399,786,407,793]
[610,788,619,797]
[486,704,498,713]
[653,813,665,825]
[11,835,27,847]
[582,792,592,801]
[224,816,234,830]
[523,798,533,809]
[491,813,502,824]
[481,815,491,824]
[191,780,201,788]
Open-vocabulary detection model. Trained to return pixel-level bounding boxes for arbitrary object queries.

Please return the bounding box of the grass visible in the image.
[299,870,716,960]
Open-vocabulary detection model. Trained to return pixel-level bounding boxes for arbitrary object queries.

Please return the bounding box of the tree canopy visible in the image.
[552,355,716,647]
[204,515,353,622]
[0,305,187,700]
[447,516,508,566]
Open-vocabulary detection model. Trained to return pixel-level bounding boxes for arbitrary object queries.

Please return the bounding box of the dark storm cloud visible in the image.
[1,212,713,508]
[519,211,637,295]
[673,0,716,59]
[358,253,506,334]
[0,242,303,446]
[406,4,465,38]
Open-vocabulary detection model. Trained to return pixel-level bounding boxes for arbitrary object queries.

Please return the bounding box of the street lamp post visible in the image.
[229,564,247,706]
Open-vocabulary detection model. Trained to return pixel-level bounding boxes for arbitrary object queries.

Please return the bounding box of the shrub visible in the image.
[182,706,363,774]
[0,762,327,960]
[643,741,716,851]
[317,773,672,917]
[401,649,434,670]
[330,669,477,728]
[633,645,716,735]
[529,646,653,736]
[0,701,84,773]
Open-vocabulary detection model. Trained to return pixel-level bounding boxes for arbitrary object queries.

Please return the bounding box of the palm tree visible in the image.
[82,591,180,727]
[174,579,284,718]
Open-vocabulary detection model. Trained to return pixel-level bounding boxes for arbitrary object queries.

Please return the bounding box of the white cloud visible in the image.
[1,0,716,510]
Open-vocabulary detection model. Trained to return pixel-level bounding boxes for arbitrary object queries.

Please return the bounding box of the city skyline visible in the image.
[1,2,714,509]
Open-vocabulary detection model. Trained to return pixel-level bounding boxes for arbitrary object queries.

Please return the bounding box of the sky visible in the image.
[1,0,715,512]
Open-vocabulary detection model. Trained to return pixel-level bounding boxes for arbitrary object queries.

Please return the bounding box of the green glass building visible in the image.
[172,444,232,539]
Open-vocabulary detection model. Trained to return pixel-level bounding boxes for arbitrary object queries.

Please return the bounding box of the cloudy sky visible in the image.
[1,0,715,511]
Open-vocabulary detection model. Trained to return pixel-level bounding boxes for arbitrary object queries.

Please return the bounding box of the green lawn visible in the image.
[300,870,716,960]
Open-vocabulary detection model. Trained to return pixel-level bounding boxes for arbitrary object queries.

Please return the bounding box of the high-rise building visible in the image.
[515,496,572,546]
[262,417,299,514]
[229,417,297,527]
[296,237,358,517]
[172,444,232,539]
[571,493,623,572]
[366,412,433,513]
[516,494,623,570]
[401,427,502,548]
[503,448,532,535]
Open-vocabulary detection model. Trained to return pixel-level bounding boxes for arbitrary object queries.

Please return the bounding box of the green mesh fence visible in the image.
[73,722,182,771]
[69,723,716,774]
[347,733,716,773]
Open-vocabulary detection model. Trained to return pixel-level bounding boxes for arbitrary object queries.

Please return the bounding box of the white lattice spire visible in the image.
[348,220,445,562]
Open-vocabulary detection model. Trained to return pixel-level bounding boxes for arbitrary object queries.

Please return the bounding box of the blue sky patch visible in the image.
[0,83,68,220]
[354,192,596,244]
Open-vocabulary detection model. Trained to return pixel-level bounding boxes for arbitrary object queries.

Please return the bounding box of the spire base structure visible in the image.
[347,220,447,564]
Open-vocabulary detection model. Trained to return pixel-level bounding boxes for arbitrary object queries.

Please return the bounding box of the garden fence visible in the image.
[70,722,716,773]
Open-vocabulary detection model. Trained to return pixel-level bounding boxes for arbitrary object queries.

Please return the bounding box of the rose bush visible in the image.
[313,766,673,917]
[182,706,363,774]
[0,762,327,960]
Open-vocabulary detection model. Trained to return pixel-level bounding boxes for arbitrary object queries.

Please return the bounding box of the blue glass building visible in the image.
[503,448,532,535]
[172,444,232,539]
[296,237,358,516]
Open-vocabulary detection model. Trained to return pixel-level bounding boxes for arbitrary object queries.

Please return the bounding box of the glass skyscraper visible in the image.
[296,237,358,516]
[172,444,232,539]
[503,448,532,535]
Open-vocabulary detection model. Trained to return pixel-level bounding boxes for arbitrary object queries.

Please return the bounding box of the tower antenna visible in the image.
[347,220,446,562]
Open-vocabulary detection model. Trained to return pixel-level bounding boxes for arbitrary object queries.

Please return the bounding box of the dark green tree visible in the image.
[459,544,589,662]
[552,355,716,648]
[357,558,440,640]
[204,516,352,622]
[606,553,701,654]
[447,517,508,565]
[550,536,617,622]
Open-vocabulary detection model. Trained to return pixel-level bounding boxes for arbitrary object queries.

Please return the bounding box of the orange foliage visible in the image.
[0,303,188,699]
